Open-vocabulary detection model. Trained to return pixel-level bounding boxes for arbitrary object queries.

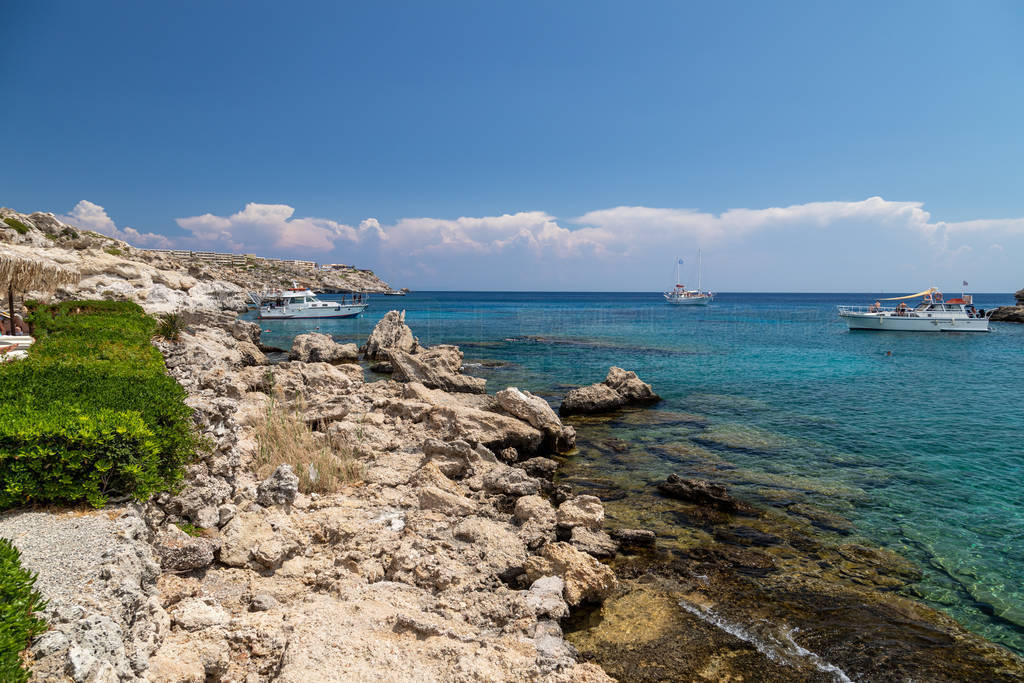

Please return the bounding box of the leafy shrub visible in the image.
[156,313,185,342]
[103,245,123,257]
[0,301,198,509]
[59,227,79,239]
[0,538,47,682]
[2,218,29,235]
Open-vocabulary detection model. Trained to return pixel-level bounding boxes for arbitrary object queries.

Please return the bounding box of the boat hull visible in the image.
[665,296,711,306]
[840,312,989,332]
[258,303,368,319]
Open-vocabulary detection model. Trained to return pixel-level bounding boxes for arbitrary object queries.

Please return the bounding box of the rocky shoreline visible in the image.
[2,208,1024,681]
[989,288,1024,323]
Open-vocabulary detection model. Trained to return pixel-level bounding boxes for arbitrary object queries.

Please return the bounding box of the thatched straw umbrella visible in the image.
[0,245,80,334]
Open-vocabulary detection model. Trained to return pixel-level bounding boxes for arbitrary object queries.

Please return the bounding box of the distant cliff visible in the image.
[0,207,402,295]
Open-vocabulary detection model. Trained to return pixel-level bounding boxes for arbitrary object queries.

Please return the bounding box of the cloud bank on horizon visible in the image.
[60,198,1024,292]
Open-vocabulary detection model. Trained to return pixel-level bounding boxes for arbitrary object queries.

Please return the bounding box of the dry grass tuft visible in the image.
[253,391,363,494]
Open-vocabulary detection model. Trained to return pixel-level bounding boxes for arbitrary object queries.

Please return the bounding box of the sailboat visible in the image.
[664,251,713,305]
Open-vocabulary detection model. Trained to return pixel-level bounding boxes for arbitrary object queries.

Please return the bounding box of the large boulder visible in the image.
[495,387,575,453]
[288,332,358,364]
[524,542,618,606]
[364,310,418,360]
[388,348,486,394]
[1016,288,1024,305]
[559,367,660,416]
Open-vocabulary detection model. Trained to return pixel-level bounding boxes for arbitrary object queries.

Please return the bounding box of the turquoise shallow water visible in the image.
[252,291,1024,654]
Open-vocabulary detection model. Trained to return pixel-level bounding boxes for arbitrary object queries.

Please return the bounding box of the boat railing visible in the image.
[837,305,925,317]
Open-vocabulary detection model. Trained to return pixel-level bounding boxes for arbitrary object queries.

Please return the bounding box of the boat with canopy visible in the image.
[838,286,990,332]
[249,285,369,319]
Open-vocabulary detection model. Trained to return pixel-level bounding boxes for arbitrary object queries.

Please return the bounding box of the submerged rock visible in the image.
[657,474,749,514]
[559,367,660,416]
[611,528,657,549]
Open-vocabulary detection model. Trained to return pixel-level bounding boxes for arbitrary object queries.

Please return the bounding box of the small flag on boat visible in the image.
[678,259,684,264]
[963,280,968,286]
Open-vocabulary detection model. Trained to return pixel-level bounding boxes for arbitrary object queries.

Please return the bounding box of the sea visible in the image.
[250,291,1024,656]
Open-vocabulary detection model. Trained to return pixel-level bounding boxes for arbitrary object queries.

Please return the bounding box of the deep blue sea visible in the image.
[252,291,1024,654]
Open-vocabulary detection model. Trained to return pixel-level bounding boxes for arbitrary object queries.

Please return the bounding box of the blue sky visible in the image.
[2,1,1022,291]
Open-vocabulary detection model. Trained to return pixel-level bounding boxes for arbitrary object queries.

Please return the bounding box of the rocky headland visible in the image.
[2,207,1023,681]
[989,288,1024,323]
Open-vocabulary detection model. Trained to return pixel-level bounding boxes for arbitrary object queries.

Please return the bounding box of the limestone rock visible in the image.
[364,310,418,360]
[172,598,230,631]
[256,464,299,507]
[514,495,556,524]
[556,495,605,530]
[421,438,480,479]
[153,524,220,572]
[520,456,559,479]
[559,366,660,416]
[388,349,486,394]
[495,387,576,452]
[426,404,544,455]
[417,486,478,516]
[452,516,528,580]
[289,332,359,364]
[218,510,301,571]
[526,576,569,619]
[570,527,617,558]
[524,542,618,606]
[483,465,542,497]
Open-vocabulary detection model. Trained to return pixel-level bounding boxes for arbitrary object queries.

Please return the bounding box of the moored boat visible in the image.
[665,252,713,306]
[838,287,990,332]
[249,286,369,319]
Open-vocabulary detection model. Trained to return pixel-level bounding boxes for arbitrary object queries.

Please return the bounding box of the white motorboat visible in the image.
[664,252,713,305]
[838,287,990,332]
[249,286,368,319]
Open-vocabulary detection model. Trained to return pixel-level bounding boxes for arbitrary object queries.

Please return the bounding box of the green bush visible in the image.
[2,218,30,235]
[103,245,123,257]
[0,301,198,509]
[0,538,47,683]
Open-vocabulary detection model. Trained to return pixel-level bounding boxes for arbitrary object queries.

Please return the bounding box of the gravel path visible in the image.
[0,508,122,611]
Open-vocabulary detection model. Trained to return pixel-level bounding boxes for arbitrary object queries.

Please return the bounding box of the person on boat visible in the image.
[897,302,908,316]
[870,301,881,312]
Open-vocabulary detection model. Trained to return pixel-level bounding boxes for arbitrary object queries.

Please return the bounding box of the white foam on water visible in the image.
[678,600,854,683]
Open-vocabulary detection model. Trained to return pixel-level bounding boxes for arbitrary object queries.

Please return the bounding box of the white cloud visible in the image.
[379,211,613,258]
[60,200,172,248]
[574,197,937,250]
[175,203,359,254]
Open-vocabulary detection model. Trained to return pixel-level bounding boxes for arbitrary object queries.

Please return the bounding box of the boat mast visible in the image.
[697,250,702,293]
